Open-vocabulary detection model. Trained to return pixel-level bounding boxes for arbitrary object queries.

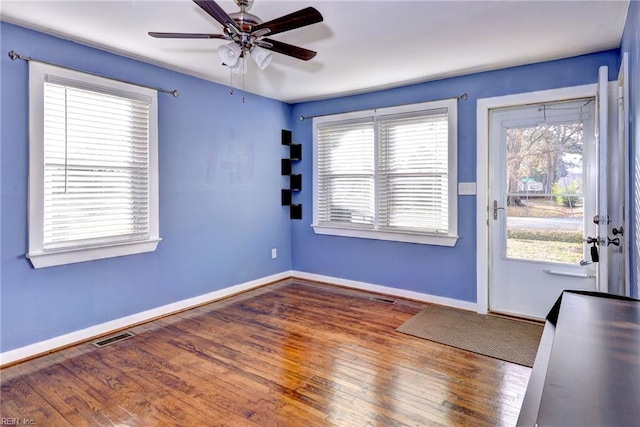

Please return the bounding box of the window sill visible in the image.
[27,238,162,269]
[311,224,458,247]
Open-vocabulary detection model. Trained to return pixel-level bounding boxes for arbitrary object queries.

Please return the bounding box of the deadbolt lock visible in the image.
[592,215,611,225]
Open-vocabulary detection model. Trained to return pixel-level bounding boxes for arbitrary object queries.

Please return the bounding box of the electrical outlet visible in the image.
[271,248,277,259]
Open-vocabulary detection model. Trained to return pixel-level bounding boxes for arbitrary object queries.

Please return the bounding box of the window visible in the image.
[28,62,161,268]
[312,99,458,246]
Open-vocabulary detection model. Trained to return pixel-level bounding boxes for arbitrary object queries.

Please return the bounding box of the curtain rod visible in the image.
[8,50,179,97]
[298,93,468,121]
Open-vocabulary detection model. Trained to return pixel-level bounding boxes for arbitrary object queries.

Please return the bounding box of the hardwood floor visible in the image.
[0,280,531,426]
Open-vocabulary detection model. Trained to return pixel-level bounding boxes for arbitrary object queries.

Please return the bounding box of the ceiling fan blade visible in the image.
[259,38,317,61]
[252,7,323,37]
[148,32,228,39]
[193,0,240,33]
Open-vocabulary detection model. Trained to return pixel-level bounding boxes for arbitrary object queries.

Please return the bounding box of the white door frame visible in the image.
[476,84,597,314]
[597,66,610,293]
[619,53,631,296]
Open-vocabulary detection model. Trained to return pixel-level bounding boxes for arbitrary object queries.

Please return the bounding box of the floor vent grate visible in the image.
[92,332,135,348]
[370,296,397,304]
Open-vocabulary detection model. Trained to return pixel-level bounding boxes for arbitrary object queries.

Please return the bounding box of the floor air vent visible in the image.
[370,296,397,304]
[92,332,135,348]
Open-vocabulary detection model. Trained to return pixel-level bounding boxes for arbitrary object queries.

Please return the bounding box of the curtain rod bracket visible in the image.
[299,92,469,121]
[7,50,179,97]
[8,50,22,61]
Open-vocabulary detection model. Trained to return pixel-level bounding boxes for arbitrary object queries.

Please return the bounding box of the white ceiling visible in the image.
[0,0,630,103]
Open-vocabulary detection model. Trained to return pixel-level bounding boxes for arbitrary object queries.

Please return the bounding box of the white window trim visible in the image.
[312,99,458,247]
[475,84,597,314]
[27,61,161,268]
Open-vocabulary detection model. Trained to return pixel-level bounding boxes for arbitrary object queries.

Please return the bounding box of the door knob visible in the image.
[493,200,504,220]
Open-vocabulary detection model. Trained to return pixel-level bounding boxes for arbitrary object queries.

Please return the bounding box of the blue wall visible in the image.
[0,16,631,355]
[0,22,292,353]
[622,0,640,298]
[290,51,620,303]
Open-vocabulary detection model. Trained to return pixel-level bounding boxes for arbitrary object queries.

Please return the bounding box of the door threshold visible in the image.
[489,310,545,325]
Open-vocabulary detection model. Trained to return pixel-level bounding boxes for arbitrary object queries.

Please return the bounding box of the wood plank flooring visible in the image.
[0,280,531,426]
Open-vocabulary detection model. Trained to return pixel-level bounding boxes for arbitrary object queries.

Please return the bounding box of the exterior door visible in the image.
[609,57,630,296]
[594,64,627,296]
[489,98,598,319]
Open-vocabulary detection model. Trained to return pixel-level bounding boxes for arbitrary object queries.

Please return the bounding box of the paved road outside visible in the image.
[508,217,582,231]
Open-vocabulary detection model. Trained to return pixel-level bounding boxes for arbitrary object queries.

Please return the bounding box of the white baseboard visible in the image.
[0,271,291,367]
[1,269,477,367]
[291,270,477,311]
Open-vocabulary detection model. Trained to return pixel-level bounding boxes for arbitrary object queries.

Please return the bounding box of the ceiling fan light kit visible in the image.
[150,0,323,74]
[218,42,241,66]
[231,57,247,74]
[251,46,272,70]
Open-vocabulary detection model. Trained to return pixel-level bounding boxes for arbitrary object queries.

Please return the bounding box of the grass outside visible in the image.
[506,198,584,264]
[508,229,582,243]
[507,239,583,264]
[507,197,583,219]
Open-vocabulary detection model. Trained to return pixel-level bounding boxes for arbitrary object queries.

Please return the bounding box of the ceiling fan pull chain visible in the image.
[242,62,246,103]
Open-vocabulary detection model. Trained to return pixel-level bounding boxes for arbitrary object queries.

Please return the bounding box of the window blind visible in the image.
[378,111,450,233]
[312,99,457,246]
[42,82,150,249]
[316,121,375,226]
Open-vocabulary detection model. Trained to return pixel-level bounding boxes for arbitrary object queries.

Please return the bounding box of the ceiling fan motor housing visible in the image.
[228,11,262,33]
[226,11,263,50]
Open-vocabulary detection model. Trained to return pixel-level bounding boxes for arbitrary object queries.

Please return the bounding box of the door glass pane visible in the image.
[505,123,584,264]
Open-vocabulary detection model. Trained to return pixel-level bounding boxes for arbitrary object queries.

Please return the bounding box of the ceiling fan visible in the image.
[149,0,323,74]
